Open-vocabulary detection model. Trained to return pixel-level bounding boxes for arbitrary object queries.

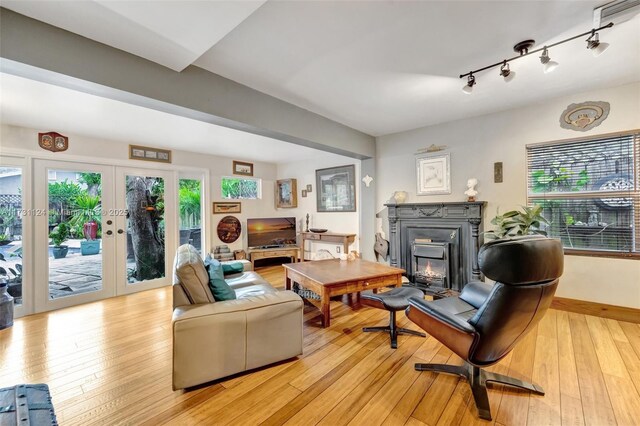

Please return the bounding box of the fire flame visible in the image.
[422,261,443,278]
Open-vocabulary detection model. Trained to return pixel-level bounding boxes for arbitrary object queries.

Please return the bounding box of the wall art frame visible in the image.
[213,201,241,214]
[275,178,297,208]
[129,144,172,163]
[316,164,356,212]
[416,152,451,195]
[233,160,254,176]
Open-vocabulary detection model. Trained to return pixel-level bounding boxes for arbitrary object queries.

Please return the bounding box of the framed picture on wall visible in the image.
[233,160,254,176]
[129,144,172,163]
[275,178,298,208]
[213,202,241,214]
[416,152,451,195]
[316,164,356,212]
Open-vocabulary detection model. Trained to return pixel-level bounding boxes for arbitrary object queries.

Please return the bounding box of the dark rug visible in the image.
[0,384,58,426]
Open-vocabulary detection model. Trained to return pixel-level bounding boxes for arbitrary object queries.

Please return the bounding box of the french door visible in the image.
[33,160,176,312]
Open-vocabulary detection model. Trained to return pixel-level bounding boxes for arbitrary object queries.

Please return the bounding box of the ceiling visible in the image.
[2,1,640,137]
[0,73,346,164]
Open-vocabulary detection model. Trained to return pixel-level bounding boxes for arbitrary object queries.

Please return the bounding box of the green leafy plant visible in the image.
[485,205,549,240]
[0,234,10,241]
[532,166,589,193]
[49,222,70,247]
[69,194,101,239]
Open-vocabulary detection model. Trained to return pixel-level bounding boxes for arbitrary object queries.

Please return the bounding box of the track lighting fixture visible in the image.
[459,22,614,93]
[586,30,609,57]
[462,73,476,94]
[499,61,515,82]
[539,47,559,73]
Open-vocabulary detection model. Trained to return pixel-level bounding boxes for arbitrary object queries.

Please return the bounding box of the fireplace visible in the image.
[412,241,450,291]
[386,202,486,293]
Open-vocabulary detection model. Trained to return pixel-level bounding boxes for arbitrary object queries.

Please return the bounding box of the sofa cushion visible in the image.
[235,284,278,299]
[204,256,237,301]
[226,271,272,290]
[174,244,215,304]
[222,261,244,276]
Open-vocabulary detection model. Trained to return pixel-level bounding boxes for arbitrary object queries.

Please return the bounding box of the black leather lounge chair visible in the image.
[405,235,564,420]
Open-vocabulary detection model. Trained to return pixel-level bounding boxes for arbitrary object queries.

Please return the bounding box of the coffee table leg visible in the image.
[285,273,292,291]
[321,291,330,327]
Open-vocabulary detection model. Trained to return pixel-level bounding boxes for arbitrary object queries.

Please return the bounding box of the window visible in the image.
[526,131,639,258]
[221,177,261,199]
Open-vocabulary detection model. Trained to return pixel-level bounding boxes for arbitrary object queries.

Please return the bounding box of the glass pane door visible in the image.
[34,160,115,312]
[116,168,176,294]
[0,164,24,310]
[178,177,203,253]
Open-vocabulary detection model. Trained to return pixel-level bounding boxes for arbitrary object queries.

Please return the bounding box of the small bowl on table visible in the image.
[309,228,328,233]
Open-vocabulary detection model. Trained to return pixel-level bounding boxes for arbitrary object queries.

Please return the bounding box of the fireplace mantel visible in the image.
[385,201,486,292]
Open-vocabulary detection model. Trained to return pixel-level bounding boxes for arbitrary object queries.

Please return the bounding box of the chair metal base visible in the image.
[363,310,426,349]
[414,362,545,420]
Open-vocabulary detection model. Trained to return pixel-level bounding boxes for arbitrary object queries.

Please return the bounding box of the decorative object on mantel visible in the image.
[416,144,447,154]
[464,178,478,202]
[309,228,328,233]
[416,152,451,195]
[216,216,241,244]
[560,101,610,131]
[275,178,297,208]
[316,165,356,212]
[393,191,408,204]
[232,160,253,176]
[38,131,68,152]
[305,213,310,232]
[362,174,374,187]
[129,144,171,163]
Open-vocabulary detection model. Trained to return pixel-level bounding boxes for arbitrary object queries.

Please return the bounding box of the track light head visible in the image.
[462,73,476,94]
[513,39,535,56]
[586,31,609,57]
[499,61,515,82]
[540,47,559,73]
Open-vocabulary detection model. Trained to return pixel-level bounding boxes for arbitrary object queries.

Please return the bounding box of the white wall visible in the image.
[0,124,280,252]
[376,82,640,308]
[277,155,361,259]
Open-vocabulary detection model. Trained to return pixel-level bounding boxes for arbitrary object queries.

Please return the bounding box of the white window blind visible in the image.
[526,131,639,257]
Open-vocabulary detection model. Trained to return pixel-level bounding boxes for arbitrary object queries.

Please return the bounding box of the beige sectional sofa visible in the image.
[171,244,304,390]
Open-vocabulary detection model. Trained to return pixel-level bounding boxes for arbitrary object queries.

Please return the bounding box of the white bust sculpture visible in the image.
[464,178,478,201]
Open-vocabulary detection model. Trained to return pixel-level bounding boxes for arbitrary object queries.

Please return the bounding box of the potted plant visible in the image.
[70,194,101,256]
[0,234,11,246]
[485,205,549,240]
[49,222,70,259]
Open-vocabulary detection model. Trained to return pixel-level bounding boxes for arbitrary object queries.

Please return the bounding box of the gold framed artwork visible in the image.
[276,178,297,208]
[233,160,254,176]
[213,202,242,214]
[129,145,172,163]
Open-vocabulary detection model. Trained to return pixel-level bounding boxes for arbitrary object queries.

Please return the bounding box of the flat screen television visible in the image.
[247,217,297,248]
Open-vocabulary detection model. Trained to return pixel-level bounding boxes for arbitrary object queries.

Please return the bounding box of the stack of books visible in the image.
[213,245,234,261]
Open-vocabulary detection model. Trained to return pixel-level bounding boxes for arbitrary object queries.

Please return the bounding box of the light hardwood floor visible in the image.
[1,265,639,425]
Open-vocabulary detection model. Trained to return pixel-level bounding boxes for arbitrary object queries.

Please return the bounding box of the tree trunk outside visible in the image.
[126,177,164,281]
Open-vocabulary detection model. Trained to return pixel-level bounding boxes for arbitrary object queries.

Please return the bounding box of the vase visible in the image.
[393,191,408,204]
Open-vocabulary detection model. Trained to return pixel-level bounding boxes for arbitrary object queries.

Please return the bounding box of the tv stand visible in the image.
[249,246,300,269]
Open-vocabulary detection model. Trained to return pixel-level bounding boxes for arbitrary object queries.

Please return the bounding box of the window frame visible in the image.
[526,129,639,259]
[220,176,262,200]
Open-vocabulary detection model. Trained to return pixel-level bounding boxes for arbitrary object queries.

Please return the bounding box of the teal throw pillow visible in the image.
[204,256,236,301]
[222,262,244,275]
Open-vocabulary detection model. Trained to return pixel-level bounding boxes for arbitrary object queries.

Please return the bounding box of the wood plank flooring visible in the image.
[1,265,639,425]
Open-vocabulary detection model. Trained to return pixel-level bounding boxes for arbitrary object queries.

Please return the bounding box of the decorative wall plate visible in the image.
[560,101,610,132]
[38,132,68,152]
[217,216,241,243]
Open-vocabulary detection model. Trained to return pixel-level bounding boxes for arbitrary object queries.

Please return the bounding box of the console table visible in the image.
[299,231,356,261]
[248,247,299,269]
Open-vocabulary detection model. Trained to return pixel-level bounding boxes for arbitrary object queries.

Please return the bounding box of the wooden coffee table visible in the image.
[283,258,405,327]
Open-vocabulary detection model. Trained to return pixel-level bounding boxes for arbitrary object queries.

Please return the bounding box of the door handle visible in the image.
[105,230,113,236]
[117,229,124,234]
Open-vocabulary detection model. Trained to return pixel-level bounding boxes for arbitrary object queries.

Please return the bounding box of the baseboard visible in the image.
[551,297,640,323]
